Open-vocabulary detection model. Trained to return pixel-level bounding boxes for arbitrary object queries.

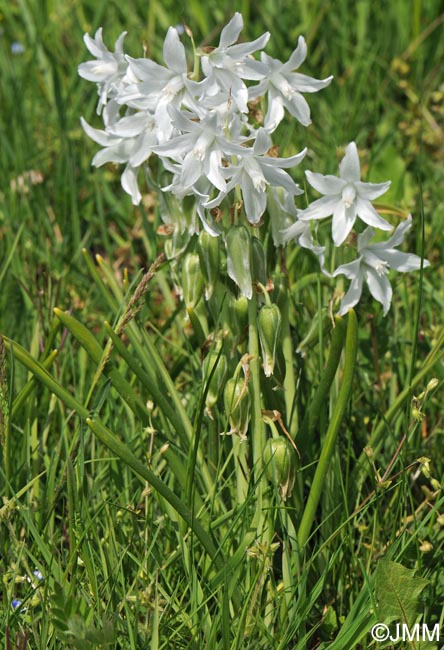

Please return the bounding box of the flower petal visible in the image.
[300,195,341,221]
[337,270,364,315]
[305,170,345,195]
[121,165,141,204]
[332,202,357,246]
[163,27,187,73]
[219,13,243,48]
[282,36,307,71]
[355,197,392,231]
[264,88,285,132]
[355,180,391,200]
[339,142,360,182]
[377,250,430,272]
[364,266,392,315]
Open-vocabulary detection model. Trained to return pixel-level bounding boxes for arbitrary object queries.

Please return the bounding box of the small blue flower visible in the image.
[33,569,44,581]
[11,42,25,55]
[11,599,22,610]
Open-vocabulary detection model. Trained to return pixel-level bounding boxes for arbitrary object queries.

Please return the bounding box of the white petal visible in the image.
[108,112,149,137]
[286,72,333,92]
[337,271,364,315]
[253,128,272,155]
[206,150,226,191]
[364,267,392,315]
[263,147,306,169]
[219,13,243,48]
[81,117,118,146]
[355,180,391,200]
[262,165,300,194]
[331,202,356,246]
[333,258,363,280]
[370,214,411,250]
[305,170,345,195]
[264,88,285,132]
[226,32,270,59]
[355,198,392,231]
[242,177,267,224]
[377,250,430,272]
[283,92,311,127]
[163,27,187,73]
[83,29,106,58]
[121,165,142,204]
[282,36,307,71]
[340,142,360,182]
[300,195,341,221]
[78,59,116,82]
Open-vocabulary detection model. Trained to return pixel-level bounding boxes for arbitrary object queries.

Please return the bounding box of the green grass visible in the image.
[1,1,444,648]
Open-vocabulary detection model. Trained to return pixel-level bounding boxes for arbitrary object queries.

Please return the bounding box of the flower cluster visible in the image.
[79,14,331,233]
[79,14,429,317]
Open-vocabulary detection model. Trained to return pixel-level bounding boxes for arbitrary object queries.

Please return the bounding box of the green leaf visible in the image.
[374,559,428,627]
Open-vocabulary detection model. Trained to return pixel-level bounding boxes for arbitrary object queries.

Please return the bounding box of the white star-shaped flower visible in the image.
[248,36,333,131]
[78,29,129,114]
[333,215,430,316]
[300,142,392,246]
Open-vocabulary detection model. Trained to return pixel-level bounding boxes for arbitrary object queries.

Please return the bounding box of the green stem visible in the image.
[248,294,266,523]
[282,316,298,440]
[300,316,347,445]
[298,310,358,549]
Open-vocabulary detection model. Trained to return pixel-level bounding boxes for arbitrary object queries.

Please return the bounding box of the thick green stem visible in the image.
[298,310,358,549]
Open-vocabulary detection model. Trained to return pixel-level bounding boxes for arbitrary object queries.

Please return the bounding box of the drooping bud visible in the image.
[197,230,220,299]
[182,253,204,309]
[258,304,281,377]
[223,376,250,440]
[225,225,253,299]
[251,236,267,286]
[263,436,297,500]
[202,350,228,416]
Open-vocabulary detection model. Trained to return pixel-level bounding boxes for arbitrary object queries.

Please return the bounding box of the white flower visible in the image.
[206,128,306,224]
[119,27,201,141]
[300,142,392,246]
[333,215,430,316]
[248,36,333,131]
[200,13,270,113]
[78,29,129,114]
[153,110,231,194]
[80,112,158,204]
[275,190,326,267]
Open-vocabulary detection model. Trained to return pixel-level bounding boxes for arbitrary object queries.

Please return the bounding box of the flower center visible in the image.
[342,183,356,208]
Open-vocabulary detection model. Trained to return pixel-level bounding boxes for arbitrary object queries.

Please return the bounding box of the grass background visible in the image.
[1,1,444,648]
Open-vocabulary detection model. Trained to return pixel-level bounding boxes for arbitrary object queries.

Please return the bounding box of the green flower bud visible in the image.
[224,376,250,440]
[263,437,297,500]
[251,236,267,286]
[226,225,253,299]
[182,253,204,309]
[202,350,228,414]
[229,295,249,340]
[258,304,281,377]
[197,230,220,299]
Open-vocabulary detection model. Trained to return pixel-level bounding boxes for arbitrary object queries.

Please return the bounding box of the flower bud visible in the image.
[226,225,253,299]
[197,230,220,299]
[202,350,228,414]
[229,295,249,340]
[258,304,281,377]
[224,376,250,440]
[182,253,204,309]
[263,437,297,500]
[251,236,267,286]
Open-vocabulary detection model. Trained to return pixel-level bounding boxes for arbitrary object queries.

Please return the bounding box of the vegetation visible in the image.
[1,1,444,648]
